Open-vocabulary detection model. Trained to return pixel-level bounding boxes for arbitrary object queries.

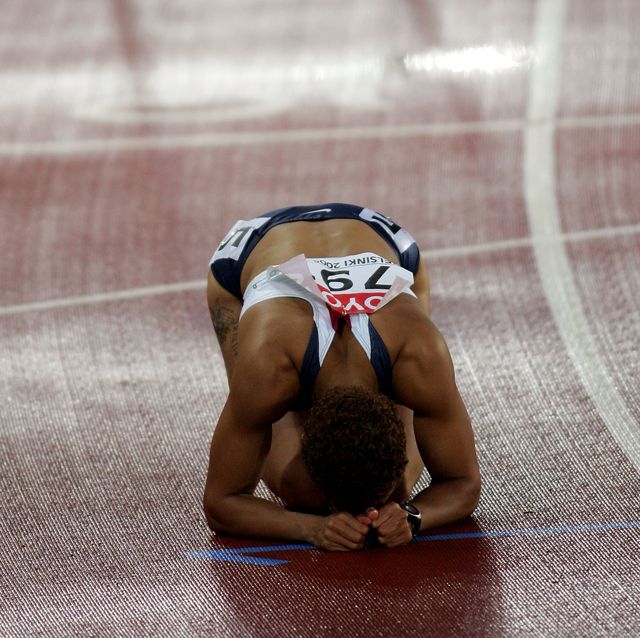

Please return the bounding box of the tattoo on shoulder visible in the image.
[210,306,239,358]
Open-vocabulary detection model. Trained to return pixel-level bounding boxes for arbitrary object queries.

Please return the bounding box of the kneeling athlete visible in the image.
[203,203,481,551]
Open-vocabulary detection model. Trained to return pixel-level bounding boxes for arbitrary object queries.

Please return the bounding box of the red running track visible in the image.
[1,1,639,636]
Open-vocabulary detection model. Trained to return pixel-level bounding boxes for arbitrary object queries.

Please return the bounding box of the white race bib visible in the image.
[274,252,415,315]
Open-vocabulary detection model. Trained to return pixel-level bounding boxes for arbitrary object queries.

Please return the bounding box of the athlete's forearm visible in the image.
[204,492,321,543]
[410,477,481,533]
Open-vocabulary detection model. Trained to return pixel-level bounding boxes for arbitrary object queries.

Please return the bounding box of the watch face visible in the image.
[400,502,422,535]
[402,502,420,516]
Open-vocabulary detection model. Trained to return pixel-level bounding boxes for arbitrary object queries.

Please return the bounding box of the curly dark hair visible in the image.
[301,385,408,514]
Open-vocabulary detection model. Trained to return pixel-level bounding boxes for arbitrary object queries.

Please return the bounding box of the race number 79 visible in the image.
[319,266,392,292]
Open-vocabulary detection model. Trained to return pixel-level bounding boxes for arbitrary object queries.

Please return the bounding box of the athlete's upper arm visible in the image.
[392,321,480,484]
[204,345,300,502]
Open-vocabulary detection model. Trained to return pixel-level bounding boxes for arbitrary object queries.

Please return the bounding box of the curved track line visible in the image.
[524,0,640,469]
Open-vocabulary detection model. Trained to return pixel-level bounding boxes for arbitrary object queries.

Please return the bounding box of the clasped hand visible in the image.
[312,502,413,551]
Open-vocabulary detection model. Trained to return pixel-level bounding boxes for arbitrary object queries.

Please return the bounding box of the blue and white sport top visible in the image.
[240,253,416,403]
[209,203,421,402]
[209,203,420,300]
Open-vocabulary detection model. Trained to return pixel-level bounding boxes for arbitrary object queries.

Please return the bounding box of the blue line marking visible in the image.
[186,520,640,566]
[414,520,640,543]
[186,543,314,566]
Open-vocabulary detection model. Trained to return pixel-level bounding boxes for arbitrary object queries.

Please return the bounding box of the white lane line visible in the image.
[1,113,639,158]
[525,0,640,469]
[425,223,640,258]
[1,224,638,317]
[557,113,640,130]
[0,280,204,316]
[0,120,522,157]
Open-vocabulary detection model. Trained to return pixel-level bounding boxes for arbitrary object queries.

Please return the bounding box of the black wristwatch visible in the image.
[400,502,422,536]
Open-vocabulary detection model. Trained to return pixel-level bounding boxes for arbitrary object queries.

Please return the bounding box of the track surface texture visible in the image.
[1,1,639,637]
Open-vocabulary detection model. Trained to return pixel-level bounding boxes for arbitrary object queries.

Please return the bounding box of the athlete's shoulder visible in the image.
[237,298,312,364]
[391,314,457,409]
[400,312,450,364]
[229,310,303,413]
[382,300,452,375]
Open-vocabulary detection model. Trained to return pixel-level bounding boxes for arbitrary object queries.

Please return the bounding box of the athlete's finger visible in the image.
[376,515,413,547]
[357,507,379,526]
[371,502,398,529]
[341,513,370,535]
[326,527,365,550]
[328,514,368,543]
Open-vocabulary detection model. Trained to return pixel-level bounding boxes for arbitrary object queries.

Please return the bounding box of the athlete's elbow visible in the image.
[203,506,221,534]
[464,473,482,515]
[203,492,230,534]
